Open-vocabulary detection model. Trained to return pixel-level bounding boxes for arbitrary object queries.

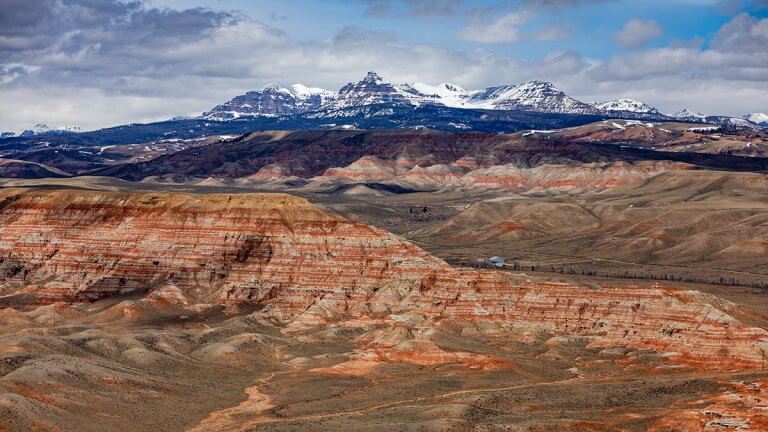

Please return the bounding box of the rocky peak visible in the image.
[440,83,465,92]
[674,108,707,119]
[596,99,659,114]
[362,71,385,84]
[202,83,336,120]
[327,71,423,110]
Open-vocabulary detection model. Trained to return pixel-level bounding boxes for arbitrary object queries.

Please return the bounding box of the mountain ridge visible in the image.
[199,72,766,129]
[203,71,655,120]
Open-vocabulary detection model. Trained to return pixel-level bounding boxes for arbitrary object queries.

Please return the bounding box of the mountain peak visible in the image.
[202,83,336,120]
[364,71,385,83]
[478,80,599,114]
[674,108,707,119]
[520,80,556,89]
[744,112,768,125]
[327,71,418,110]
[597,99,659,114]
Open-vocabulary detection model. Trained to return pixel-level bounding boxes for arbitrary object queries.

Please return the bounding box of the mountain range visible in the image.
[201,71,766,127]
[203,71,646,120]
[2,71,765,141]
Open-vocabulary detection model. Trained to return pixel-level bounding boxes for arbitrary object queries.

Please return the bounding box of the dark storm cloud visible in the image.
[0,0,289,93]
[0,0,238,59]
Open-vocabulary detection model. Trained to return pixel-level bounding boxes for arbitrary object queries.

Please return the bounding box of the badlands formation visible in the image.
[0,188,767,430]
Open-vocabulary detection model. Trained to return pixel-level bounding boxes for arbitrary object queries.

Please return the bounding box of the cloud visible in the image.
[711,12,768,52]
[521,0,617,10]
[613,19,663,48]
[458,12,532,43]
[458,0,618,44]
[716,0,768,14]
[360,0,463,17]
[0,1,766,130]
[0,64,38,85]
[532,24,572,41]
[597,13,768,82]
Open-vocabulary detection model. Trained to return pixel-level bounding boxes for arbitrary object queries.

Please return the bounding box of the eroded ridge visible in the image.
[0,189,766,370]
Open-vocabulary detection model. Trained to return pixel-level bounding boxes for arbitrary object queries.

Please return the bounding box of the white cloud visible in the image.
[614,19,664,48]
[532,24,572,41]
[458,12,532,43]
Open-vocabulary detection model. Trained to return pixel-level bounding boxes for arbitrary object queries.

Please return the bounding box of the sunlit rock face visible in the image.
[1,189,766,370]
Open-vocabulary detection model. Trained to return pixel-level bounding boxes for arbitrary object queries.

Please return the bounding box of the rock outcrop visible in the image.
[0,189,766,370]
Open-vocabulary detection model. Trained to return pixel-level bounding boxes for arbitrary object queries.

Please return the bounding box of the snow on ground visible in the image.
[522,130,556,137]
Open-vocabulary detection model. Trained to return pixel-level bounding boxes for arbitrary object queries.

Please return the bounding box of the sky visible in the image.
[1,0,767,131]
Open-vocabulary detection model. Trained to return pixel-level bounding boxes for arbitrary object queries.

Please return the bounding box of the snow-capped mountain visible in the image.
[203,84,336,120]
[12,124,81,138]
[673,108,707,121]
[203,72,607,119]
[669,110,765,129]
[199,72,748,123]
[326,72,427,110]
[319,73,599,114]
[472,81,599,114]
[595,99,659,114]
[744,112,768,125]
[722,117,758,128]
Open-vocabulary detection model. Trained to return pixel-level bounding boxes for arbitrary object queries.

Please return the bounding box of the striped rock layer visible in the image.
[0,189,766,370]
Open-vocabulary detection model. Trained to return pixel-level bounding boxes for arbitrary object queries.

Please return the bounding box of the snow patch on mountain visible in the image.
[744,112,768,125]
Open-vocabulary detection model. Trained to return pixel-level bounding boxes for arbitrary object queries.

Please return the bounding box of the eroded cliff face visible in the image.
[0,189,442,306]
[0,189,766,370]
[313,156,688,191]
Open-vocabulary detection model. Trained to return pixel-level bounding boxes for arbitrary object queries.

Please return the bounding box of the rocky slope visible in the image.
[541,119,768,158]
[1,189,766,370]
[203,84,335,120]
[595,99,659,113]
[88,129,768,189]
[0,158,69,179]
[318,156,687,191]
